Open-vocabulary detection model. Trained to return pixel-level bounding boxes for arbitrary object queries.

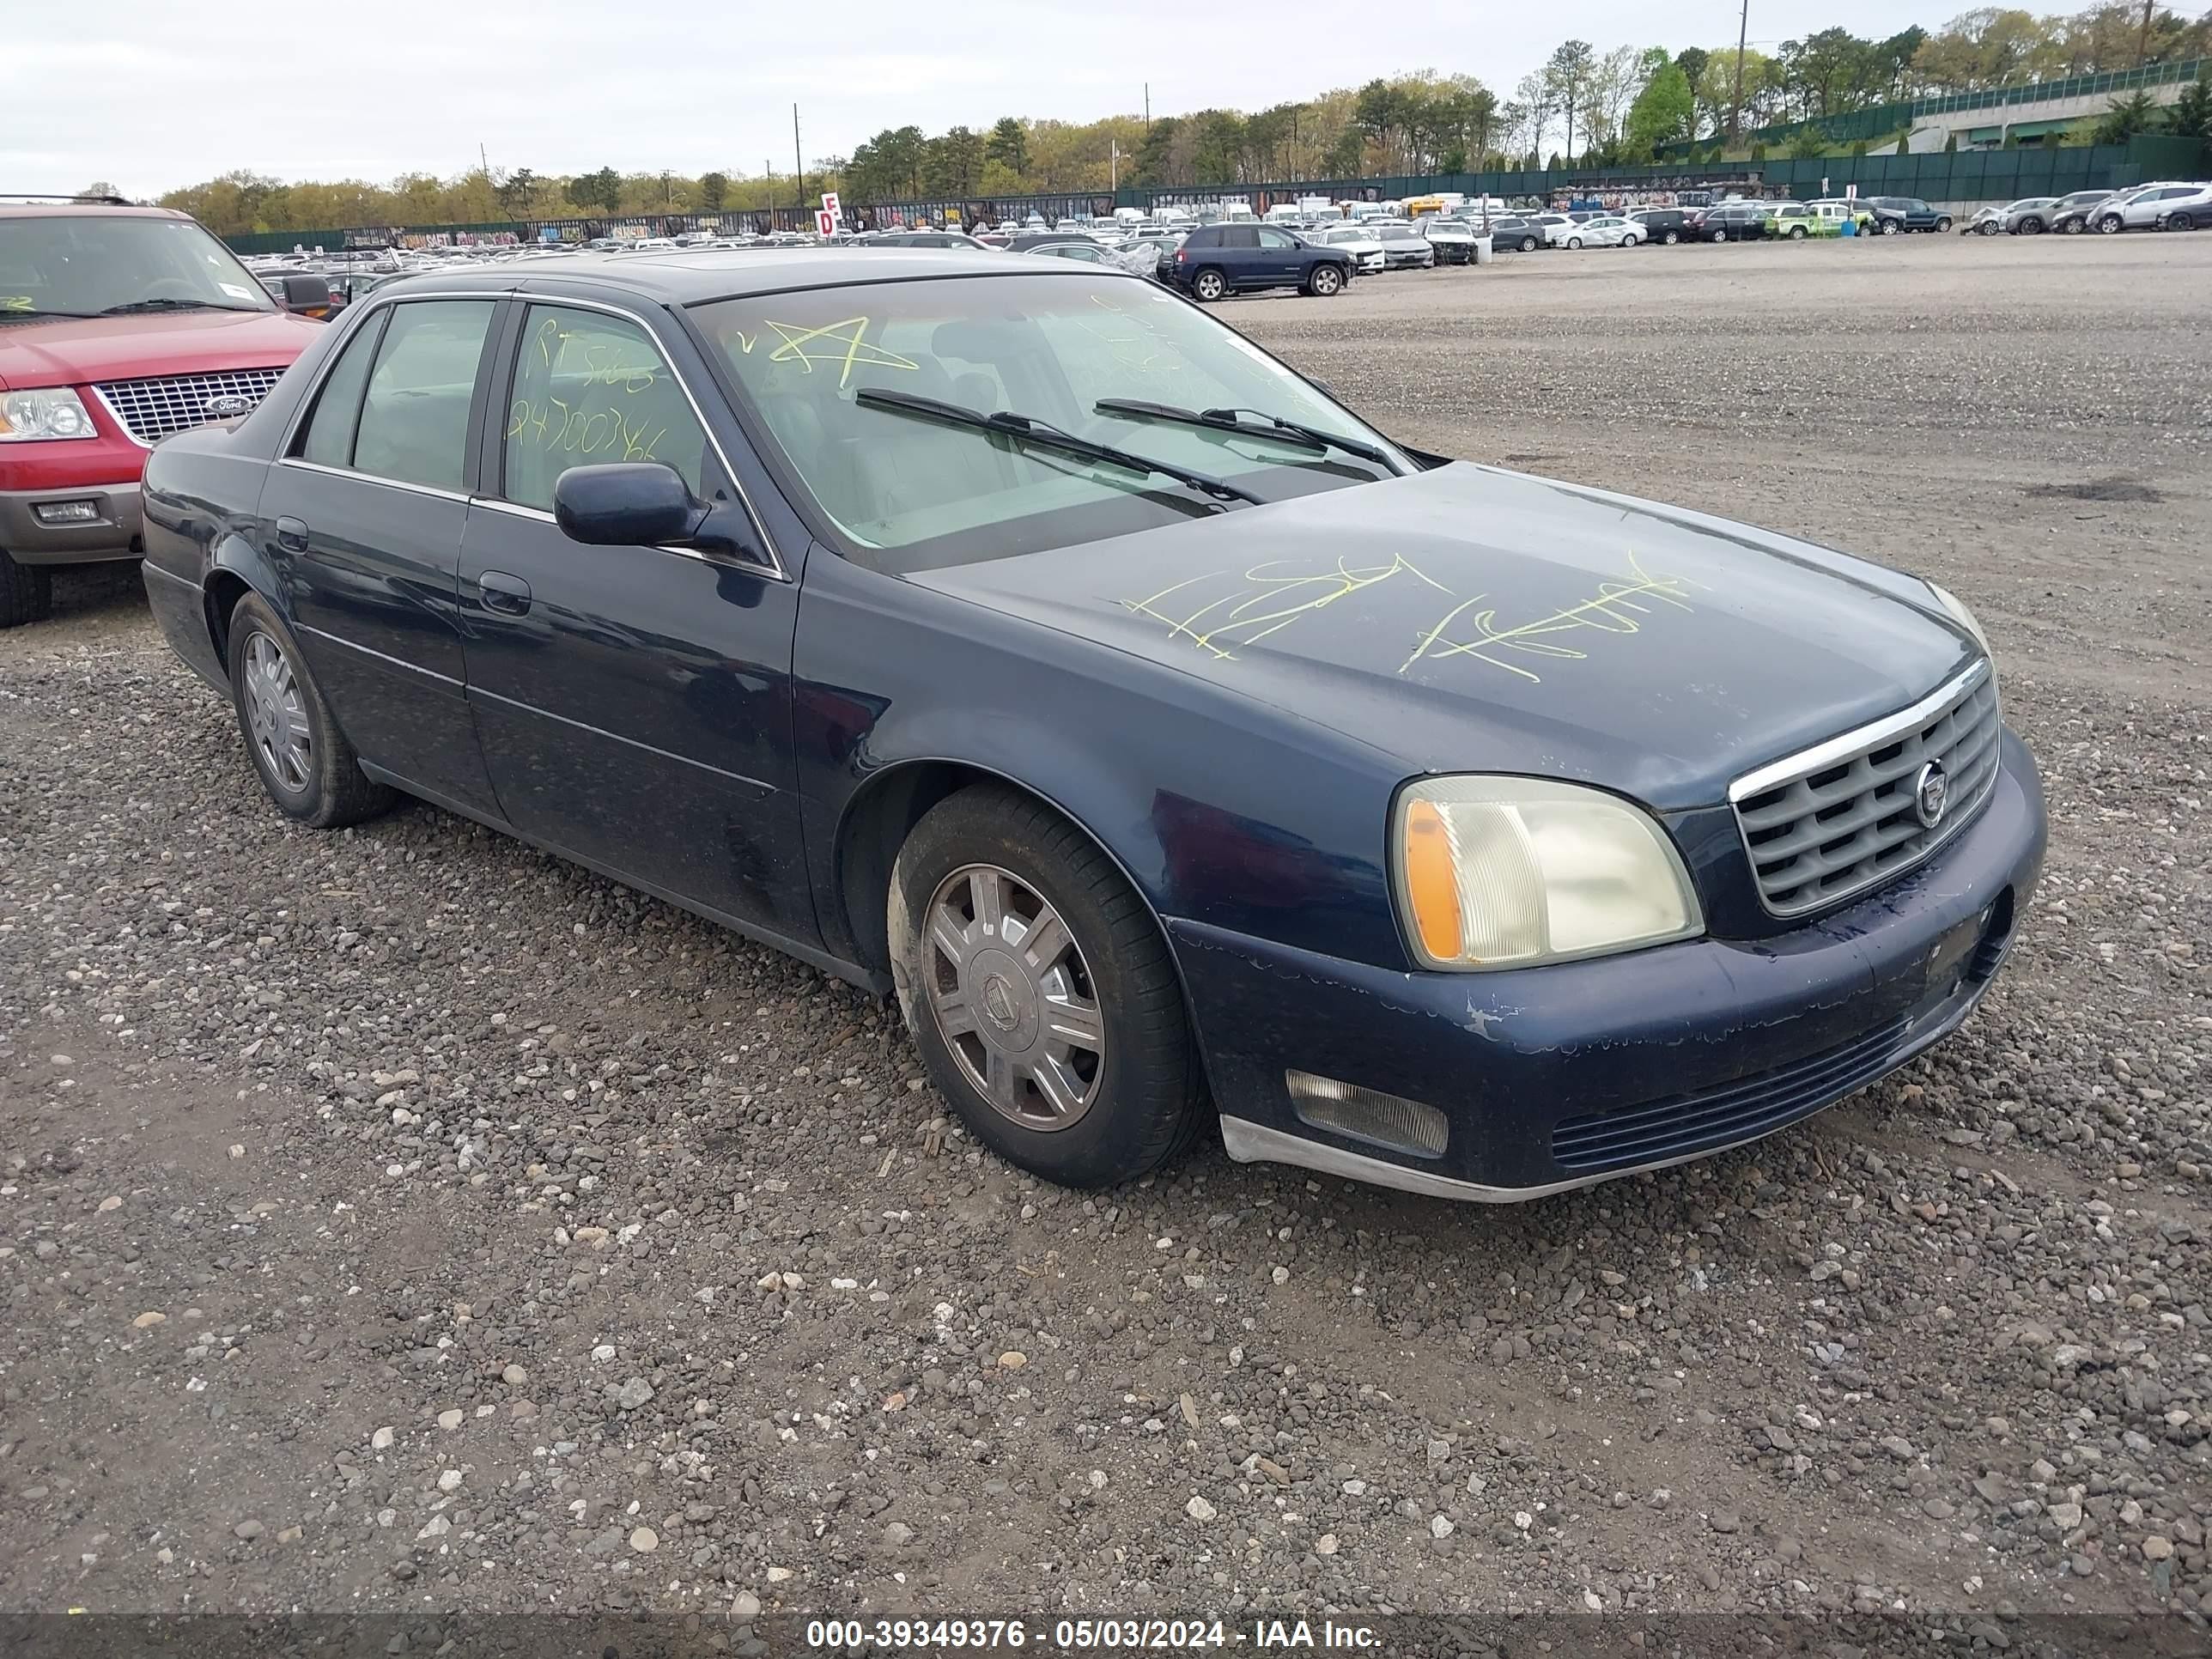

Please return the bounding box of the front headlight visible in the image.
[1393,776,1703,970]
[1925,580,1990,656]
[0,387,97,441]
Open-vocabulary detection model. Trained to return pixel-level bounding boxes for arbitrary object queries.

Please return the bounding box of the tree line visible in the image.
[151,5,2212,235]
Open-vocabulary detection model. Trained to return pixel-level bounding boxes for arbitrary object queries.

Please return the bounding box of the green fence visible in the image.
[1661,56,2206,154]
[222,135,2205,255]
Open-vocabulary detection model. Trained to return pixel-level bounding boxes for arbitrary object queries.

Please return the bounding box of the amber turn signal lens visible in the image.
[1402,797,1463,963]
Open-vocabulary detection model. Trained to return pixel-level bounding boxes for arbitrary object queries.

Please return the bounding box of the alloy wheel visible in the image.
[924,863,1104,1130]
[241,631,313,793]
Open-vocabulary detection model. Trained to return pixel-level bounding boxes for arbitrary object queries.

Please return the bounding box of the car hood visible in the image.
[909,461,1978,811]
[0,309,321,391]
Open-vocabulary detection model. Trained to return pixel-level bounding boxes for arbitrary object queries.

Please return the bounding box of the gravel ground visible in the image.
[3,232,2208,1630]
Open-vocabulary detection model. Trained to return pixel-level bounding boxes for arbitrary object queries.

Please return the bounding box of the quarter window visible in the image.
[502,304,709,513]
[295,311,386,469]
[350,301,497,493]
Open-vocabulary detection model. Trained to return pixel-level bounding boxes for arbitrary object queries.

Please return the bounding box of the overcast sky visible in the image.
[7,1,1946,197]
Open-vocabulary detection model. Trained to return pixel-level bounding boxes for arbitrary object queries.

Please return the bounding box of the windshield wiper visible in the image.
[856,389,1265,506]
[99,298,252,315]
[0,306,96,321]
[1095,398,1401,472]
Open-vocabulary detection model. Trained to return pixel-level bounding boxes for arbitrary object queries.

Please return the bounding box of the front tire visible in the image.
[1565,236,1582,249]
[1934,216,1952,233]
[225,591,395,828]
[1306,262,1344,296]
[1880,219,1899,235]
[1190,267,1226,301]
[0,548,53,629]
[2096,213,2124,234]
[890,785,1205,1189]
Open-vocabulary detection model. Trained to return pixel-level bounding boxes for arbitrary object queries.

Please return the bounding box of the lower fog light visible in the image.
[1285,1071,1449,1158]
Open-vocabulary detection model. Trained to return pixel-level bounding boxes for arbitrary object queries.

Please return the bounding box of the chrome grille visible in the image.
[1731,662,1999,917]
[92,368,286,447]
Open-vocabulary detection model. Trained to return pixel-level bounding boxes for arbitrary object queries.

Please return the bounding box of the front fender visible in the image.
[791,551,1413,973]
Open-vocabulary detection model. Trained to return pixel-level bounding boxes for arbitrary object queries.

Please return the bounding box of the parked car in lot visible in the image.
[1420,217,1479,262]
[2094,181,2212,231]
[1864,196,1953,233]
[1562,216,1644,248]
[1696,203,1771,242]
[1625,208,1694,245]
[1482,216,1548,252]
[1806,199,1877,234]
[138,247,2044,1201]
[1966,198,2059,235]
[1170,223,1353,299]
[1313,224,1387,274]
[0,199,325,627]
[1533,213,1579,247]
[870,230,991,250]
[1763,203,1836,240]
[2044,189,2115,234]
[1373,224,1437,268]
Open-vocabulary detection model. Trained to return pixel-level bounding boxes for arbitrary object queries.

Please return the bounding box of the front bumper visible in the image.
[1171,726,2046,1201]
[0,481,143,563]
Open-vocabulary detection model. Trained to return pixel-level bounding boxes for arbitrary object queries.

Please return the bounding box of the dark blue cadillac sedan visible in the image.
[140,248,2045,1201]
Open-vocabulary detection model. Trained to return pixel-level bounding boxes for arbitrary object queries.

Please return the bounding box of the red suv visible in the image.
[1,199,324,626]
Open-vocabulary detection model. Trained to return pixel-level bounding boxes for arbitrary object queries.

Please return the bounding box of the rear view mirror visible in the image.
[554,463,708,547]
[279,274,333,318]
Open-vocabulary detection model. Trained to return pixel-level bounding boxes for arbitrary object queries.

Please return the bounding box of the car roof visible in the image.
[0,202,195,222]
[363,246,1061,305]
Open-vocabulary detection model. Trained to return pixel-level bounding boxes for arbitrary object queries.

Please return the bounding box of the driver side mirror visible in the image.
[553,463,710,547]
[279,274,333,318]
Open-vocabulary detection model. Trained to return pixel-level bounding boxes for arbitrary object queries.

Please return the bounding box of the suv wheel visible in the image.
[2019,216,2044,234]
[226,591,395,827]
[1306,262,1344,296]
[1934,216,1953,233]
[2061,216,2085,234]
[1190,267,1226,301]
[1880,219,1899,235]
[1519,234,1539,252]
[1661,228,1680,245]
[2168,211,2197,232]
[1709,227,1727,242]
[2096,213,2124,234]
[0,548,53,629]
[889,785,1205,1189]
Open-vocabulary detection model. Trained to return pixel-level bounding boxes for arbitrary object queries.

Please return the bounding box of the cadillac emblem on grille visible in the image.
[1913,761,1949,830]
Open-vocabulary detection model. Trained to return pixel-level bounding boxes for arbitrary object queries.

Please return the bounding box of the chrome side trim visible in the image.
[276,457,471,505]
[466,495,744,574]
[1728,659,1990,804]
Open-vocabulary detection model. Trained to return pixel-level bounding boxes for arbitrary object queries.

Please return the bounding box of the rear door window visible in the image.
[350,300,498,493]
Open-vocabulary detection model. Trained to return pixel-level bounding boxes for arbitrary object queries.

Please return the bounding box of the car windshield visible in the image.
[0,213,276,318]
[692,273,1408,572]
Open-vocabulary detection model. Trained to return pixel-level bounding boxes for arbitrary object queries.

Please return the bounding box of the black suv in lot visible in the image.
[1695,203,1771,241]
[1626,208,1695,245]
[1169,224,1353,301]
[1865,196,1953,233]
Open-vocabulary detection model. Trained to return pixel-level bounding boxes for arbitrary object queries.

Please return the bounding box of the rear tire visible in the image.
[225,590,396,828]
[2169,211,2197,232]
[2019,216,2044,234]
[1662,229,1680,245]
[1191,267,1226,301]
[890,784,1206,1190]
[1710,227,1727,243]
[0,548,53,629]
[1789,225,1808,239]
[1520,235,1539,252]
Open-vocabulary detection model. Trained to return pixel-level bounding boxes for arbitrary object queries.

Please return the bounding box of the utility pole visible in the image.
[2136,0,2154,65]
[1729,0,1750,145]
[793,105,805,209]
[1144,82,1150,124]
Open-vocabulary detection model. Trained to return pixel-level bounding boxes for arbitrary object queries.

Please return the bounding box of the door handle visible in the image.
[275,516,309,552]
[478,569,532,617]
